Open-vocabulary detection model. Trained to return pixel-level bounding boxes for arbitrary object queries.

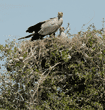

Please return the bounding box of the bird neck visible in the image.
[58,16,61,20]
[59,31,62,35]
[57,18,63,27]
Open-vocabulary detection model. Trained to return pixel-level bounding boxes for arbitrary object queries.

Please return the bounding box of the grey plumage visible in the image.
[58,27,67,38]
[18,12,63,41]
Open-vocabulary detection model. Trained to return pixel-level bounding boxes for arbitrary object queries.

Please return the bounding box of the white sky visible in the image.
[0,0,105,45]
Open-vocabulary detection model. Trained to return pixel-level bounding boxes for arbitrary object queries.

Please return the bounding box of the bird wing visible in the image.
[42,17,56,22]
[26,17,56,33]
[38,17,62,35]
[26,21,45,33]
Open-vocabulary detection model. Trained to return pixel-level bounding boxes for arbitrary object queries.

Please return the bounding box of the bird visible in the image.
[18,12,63,41]
[58,27,67,38]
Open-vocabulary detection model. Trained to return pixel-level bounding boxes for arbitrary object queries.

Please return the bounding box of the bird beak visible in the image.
[60,12,63,17]
[58,12,63,17]
[61,12,63,17]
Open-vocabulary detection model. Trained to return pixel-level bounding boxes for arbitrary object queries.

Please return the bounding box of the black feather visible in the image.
[18,33,34,40]
[26,21,45,33]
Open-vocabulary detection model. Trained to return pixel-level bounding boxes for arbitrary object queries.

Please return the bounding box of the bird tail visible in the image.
[18,33,34,40]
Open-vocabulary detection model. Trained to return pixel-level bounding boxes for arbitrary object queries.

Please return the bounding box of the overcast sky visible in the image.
[0,0,105,45]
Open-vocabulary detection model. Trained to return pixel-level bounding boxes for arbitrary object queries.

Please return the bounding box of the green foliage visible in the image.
[1,24,105,110]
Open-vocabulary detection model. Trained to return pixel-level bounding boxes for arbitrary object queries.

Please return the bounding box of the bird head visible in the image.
[60,26,65,32]
[58,12,63,18]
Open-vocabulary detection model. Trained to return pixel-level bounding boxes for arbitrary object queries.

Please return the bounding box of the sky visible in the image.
[0,0,105,45]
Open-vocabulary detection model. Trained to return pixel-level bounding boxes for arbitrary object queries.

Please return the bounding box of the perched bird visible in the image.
[18,12,63,41]
[58,27,67,38]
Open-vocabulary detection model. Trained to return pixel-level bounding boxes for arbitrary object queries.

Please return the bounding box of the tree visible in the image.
[0,25,105,110]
